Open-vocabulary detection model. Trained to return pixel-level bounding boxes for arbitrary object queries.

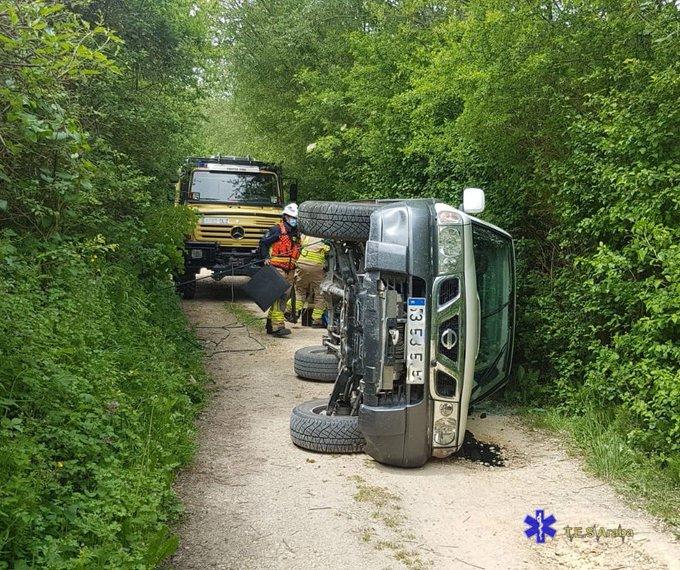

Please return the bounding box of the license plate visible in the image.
[406,297,426,385]
[202,216,229,225]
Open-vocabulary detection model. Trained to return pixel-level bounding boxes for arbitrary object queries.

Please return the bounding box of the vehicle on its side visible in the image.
[174,155,297,298]
[290,191,515,467]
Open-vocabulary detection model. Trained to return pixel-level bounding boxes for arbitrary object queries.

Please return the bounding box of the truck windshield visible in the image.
[190,171,279,204]
[471,222,514,396]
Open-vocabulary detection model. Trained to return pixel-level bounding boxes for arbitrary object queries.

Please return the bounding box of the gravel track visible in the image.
[172,276,679,570]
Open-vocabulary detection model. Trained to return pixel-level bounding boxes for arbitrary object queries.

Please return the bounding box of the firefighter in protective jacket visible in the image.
[291,235,330,327]
[259,203,301,337]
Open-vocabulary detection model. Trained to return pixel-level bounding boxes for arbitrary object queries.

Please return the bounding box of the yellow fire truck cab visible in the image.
[175,155,297,298]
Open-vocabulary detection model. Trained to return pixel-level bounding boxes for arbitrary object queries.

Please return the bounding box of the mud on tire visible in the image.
[294,346,338,383]
[290,399,365,454]
[298,201,381,242]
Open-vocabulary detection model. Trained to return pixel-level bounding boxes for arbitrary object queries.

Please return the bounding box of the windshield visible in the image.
[190,171,279,204]
[471,222,514,396]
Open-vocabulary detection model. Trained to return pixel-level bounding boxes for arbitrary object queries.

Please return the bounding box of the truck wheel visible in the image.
[290,399,365,454]
[175,272,196,299]
[294,346,338,383]
[298,201,382,242]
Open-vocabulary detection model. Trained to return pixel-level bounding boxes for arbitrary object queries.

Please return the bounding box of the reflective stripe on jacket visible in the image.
[269,221,301,270]
[298,235,329,266]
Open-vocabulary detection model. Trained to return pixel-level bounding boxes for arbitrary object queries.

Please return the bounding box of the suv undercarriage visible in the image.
[290,198,515,468]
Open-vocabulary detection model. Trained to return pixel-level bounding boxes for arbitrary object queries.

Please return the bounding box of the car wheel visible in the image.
[298,201,383,242]
[290,399,365,454]
[294,345,338,383]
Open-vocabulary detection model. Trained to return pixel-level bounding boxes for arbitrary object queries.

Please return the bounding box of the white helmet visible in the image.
[283,202,298,217]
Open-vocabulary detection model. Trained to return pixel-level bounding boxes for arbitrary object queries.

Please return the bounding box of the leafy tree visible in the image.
[1,1,216,565]
[209,0,680,466]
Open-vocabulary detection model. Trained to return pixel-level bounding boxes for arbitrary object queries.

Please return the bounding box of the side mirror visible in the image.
[289,181,299,203]
[463,187,485,214]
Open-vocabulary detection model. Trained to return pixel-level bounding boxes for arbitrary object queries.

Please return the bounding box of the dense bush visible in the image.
[0,238,204,567]
[208,0,679,462]
[1,0,214,566]
[529,62,680,455]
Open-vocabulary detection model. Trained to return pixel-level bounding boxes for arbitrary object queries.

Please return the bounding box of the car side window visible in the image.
[471,223,514,391]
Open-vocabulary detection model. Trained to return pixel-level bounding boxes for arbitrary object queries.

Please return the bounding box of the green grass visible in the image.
[349,475,426,568]
[520,407,680,535]
[225,302,265,328]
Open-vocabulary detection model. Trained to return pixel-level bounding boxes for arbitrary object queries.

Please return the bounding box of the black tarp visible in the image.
[242,265,290,311]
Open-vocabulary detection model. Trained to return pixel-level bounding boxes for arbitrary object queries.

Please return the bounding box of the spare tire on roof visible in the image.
[298,201,382,242]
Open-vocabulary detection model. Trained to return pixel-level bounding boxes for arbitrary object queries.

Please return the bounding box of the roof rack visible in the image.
[185,155,254,164]
[182,155,280,174]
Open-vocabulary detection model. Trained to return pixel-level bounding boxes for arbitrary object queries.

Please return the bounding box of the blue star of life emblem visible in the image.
[524,509,557,543]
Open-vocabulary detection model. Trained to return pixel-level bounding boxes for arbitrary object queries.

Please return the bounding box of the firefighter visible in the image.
[259,203,301,337]
[290,235,330,327]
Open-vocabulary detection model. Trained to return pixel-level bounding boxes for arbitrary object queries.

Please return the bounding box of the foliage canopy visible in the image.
[208,0,680,471]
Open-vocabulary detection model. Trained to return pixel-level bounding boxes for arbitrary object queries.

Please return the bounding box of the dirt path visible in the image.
[172,278,679,570]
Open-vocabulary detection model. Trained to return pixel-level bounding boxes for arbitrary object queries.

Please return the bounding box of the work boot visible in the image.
[311,319,325,329]
[284,310,297,324]
[271,327,291,337]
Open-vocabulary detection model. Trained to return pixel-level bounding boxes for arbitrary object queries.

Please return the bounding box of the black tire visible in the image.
[290,399,365,454]
[294,345,338,382]
[298,201,382,242]
[175,271,196,299]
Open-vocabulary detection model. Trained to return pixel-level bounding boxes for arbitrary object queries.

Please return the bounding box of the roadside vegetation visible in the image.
[1,0,678,565]
[205,0,679,528]
[0,1,217,566]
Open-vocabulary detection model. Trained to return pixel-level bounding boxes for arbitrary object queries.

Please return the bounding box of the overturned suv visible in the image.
[290,192,515,467]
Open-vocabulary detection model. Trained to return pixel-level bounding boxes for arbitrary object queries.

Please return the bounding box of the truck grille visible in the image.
[197,225,264,240]
[194,214,279,248]
[439,277,459,305]
[436,370,457,398]
[438,315,459,363]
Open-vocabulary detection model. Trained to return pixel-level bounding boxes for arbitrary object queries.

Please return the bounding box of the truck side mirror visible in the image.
[463,187,485,214]
[178,179,189,204]
[289,181,299,203]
